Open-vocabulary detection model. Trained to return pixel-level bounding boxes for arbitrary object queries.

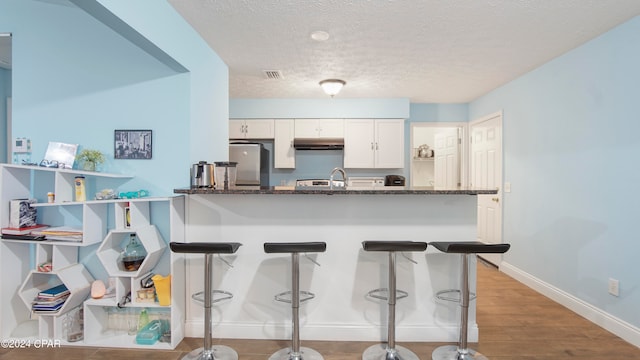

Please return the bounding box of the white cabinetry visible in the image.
[344,119,405,169]
[274,119,295,168]
[0,164,185,349]
[229,119,274,139]
[294,119,344,138]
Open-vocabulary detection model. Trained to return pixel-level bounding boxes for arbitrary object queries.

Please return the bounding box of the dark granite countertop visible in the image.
[174,186,497,195]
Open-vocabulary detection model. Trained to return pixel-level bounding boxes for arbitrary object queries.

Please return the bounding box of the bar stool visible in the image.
[264,242,327,360]
[361,241,428,360]
[430,241,510,360]
[169,242,242,360]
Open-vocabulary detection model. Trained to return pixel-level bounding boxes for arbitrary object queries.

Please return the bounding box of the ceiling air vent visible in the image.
[263,70,283,80]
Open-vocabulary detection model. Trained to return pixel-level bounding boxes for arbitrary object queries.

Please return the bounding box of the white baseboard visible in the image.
[500,262,640,348]
[185,321,478,342]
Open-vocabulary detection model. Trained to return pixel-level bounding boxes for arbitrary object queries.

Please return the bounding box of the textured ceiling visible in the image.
[168,0,640,103]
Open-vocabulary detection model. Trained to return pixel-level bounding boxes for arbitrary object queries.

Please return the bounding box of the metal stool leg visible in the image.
[363,252,419,360]
[269,252,323,360]
[182,253,238,360]
[432,254,487,360]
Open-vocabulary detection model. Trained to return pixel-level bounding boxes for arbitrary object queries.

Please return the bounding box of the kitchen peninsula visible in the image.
[174,186,497,343]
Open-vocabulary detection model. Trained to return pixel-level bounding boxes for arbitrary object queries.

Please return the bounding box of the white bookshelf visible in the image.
[0,164,185,349]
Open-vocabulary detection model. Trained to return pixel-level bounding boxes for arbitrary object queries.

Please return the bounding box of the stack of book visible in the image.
[1,224,48,240]
[32,284,70,314]
[32,226,83,242]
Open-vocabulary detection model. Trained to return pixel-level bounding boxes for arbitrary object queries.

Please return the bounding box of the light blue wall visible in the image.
[408,103,468,122]
[230,98,410,119]
[470,16,640,328]
[0,0,227,196]
[0,67,9,162]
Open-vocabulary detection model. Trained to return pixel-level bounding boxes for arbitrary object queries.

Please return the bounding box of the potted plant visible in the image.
[76,149,105,171]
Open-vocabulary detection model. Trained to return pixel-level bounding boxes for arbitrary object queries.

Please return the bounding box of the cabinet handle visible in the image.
[492,197,500,203]
[371,142,374,150]
[375,142,379,150]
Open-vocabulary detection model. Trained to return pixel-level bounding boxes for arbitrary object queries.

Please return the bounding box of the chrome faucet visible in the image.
[329,167,347,189]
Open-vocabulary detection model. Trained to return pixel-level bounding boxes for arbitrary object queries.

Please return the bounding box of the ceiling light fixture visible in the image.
[310,30,330,41]
[319,79,346,97]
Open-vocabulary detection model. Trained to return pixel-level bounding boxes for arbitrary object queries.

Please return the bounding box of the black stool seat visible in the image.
[264,241,326,254]
[430,241,510,254]
[170,242,241,254]
[169,241,241,360]
[362,240,427,252]
[431,240,511,360]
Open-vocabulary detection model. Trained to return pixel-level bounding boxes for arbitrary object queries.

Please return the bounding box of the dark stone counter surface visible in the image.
[174,186,498,195]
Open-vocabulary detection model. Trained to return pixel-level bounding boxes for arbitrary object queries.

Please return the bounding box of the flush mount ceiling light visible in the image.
[319,79,346,97]
[310,30,330,41]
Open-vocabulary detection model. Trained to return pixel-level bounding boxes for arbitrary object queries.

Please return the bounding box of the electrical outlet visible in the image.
[504,182,511,193]
[608,278,619,297]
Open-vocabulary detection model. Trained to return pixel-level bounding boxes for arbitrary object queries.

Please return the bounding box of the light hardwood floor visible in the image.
[1,261,638,360]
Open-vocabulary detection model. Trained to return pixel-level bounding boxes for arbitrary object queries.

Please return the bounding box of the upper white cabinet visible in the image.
[344,119,405,169]
[274,119,295,169]
[229,119,274,139]
[294,119,344,138]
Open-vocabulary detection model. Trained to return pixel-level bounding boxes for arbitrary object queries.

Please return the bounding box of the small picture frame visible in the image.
[114,130,152,159]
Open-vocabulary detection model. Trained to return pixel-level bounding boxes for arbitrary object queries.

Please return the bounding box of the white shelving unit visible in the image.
[0,164,185,349]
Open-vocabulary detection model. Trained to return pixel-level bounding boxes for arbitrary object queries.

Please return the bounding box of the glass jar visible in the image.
[121,233,147,271]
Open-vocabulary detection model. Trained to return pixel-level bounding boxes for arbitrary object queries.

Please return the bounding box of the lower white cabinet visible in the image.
[0,164,185,349]
[344,119,405,168]
[274,119,295,168]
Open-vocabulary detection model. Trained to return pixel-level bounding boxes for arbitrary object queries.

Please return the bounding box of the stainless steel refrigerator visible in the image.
[229,142,270,186]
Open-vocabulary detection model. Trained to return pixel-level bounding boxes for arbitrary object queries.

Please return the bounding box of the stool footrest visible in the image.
[435,289,476,303]
[192,290,234,305]
[274,290,316,304]
[366,288,408,301]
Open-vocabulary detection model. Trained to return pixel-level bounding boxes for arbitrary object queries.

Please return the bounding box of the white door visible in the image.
[470,112,503,266]
[434,127,460,188]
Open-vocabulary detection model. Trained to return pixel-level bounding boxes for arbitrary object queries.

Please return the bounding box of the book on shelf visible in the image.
[1,224,49,235]
[31,226,83,242]
[1,234,46,241]
[37,284,70,298]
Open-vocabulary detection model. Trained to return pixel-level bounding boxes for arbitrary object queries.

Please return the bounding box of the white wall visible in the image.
[470,16,640,345]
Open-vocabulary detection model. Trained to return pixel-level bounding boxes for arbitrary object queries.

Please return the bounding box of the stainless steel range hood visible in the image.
[293,138,344,150]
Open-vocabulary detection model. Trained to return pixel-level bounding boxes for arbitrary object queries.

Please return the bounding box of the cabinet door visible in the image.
[344,119,375,168]
[374,119,405,168]
[229,120,246,139]
[245,119,274,139]
[274,119,295,168]
[317,119,344,138]
[294,119,320,138]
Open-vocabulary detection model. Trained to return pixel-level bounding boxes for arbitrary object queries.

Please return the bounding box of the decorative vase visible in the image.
[83,161,96,171]
[121,233,147,271]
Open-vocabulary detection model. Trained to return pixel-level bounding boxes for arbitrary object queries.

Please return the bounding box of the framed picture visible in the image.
[114,130,152,159]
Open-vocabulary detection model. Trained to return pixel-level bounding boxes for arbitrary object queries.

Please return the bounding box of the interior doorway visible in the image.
[409,123,467,188]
